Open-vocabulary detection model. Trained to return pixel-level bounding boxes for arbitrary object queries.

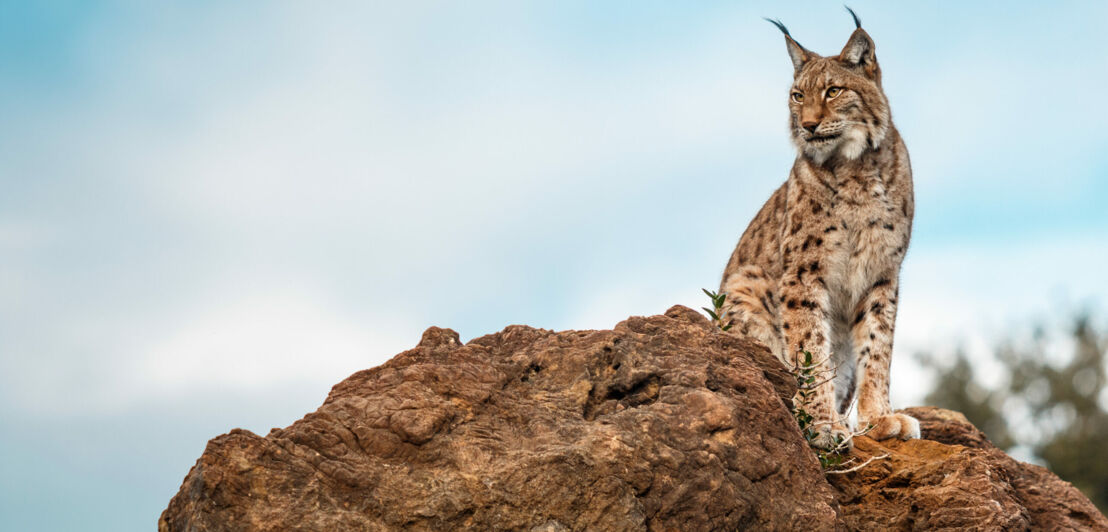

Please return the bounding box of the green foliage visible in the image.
[792,350,849,469]
[917,312,1108,513]
[701,288,732,331]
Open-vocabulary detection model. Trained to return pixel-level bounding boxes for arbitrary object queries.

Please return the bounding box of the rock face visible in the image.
[160,306,1107,531]
[832,407,1108,530]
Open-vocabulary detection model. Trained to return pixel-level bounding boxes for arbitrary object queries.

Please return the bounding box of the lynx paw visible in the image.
[861,413,921,441]
[810,423,853,451]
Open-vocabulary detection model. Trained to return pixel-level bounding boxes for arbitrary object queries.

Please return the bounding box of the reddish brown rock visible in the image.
[830,407,1108,531]
[160,306,1107,531]
[160,306,837,531]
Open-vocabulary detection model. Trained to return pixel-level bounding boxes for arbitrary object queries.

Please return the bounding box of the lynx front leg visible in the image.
[851,276,920,441]
[720,266,785,362]
[781,276,849,450]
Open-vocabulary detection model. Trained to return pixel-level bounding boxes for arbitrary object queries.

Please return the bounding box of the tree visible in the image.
[917,313,1108,513]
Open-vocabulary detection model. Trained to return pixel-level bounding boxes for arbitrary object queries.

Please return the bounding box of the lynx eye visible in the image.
[791,92,804,103]
[826,87,843,99]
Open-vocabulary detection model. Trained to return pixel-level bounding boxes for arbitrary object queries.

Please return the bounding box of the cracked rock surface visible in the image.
[160,306,1106,531]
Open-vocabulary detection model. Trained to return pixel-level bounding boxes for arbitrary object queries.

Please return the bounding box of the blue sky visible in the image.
[2,1,1107,529]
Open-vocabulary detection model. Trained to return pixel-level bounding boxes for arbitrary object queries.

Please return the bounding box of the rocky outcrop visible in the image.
[160,306,1107,531]
[832,407,1107,530]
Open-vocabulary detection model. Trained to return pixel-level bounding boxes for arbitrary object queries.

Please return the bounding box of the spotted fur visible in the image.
[719,11,919,449]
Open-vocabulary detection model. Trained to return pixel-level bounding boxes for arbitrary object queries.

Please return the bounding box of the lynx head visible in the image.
[767,8,890,165]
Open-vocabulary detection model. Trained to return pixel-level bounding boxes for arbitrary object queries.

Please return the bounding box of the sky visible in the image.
[2,1,1107,530]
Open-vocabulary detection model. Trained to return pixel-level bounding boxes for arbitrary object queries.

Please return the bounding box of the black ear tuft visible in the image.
[844,6,862,29]
[765,17,810,73]
[764,18,796,41]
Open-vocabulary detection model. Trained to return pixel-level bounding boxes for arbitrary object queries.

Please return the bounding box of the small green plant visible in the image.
[701,288,732,331]
[791,350,887,472]
[792,350,846,468]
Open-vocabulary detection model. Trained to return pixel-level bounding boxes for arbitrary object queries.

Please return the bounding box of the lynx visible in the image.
[718,9,919,450]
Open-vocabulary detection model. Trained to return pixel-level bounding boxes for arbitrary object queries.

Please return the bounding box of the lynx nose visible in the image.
[802,120,820,133]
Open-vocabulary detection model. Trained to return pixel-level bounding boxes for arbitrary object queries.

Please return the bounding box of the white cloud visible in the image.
[559,268,708,333]
[892,232,1108,405]
[1,2,1106,420]
[898,234,1108,350]
[0,282,422,416]
[134,290,413,396]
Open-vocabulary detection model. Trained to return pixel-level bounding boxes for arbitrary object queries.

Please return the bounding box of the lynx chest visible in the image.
[787,166,910,307]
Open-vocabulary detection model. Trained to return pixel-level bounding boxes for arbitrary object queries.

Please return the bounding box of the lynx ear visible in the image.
[839,29,876,68]
[765,18,810,73]
[838,8,879,79]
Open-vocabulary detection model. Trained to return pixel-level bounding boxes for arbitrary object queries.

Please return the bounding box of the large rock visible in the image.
[832,407,1108,530]
[160,306,1107,531]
